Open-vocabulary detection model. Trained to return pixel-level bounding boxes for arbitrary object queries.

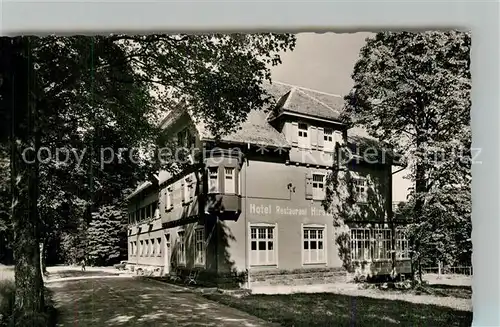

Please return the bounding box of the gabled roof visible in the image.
[268,81,344,121]
[196,109,290,149]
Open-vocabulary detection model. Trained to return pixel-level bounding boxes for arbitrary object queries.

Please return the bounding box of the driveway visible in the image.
[48,277,275,327]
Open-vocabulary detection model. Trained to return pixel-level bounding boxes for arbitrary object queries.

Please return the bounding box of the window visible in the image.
[195,228,205,265]
[250,225,276,266]
[238,169,242,195]
[154,201,159,218]
[350,229,371,261]
[224,168,236,194]
[298,123,309,148]
[303,227,326,264]
[165,186,173,211]
[353,176,368,202]
[373,229,392,260]
[141,207,146,221]
[146,205,151,220]
[177,231,186,265]
[208,167,218,193]
[139,240,144,256]
[312,173,325,200]
[156,237,162,257]
[151,238,156,256]
[133,241,137,256]
[177,128,194,149]
[145,239,150,256]
[395,229,409,259]
[183,177,192,202]
[323,128,335,152]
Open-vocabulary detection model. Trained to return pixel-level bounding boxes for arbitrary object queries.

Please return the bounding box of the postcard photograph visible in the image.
[0,31,471,326]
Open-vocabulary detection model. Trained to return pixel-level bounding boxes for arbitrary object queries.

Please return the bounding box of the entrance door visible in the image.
[164,234,171,275]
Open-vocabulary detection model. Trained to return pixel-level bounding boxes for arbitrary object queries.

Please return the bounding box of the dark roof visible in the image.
[196,109,290,149]
[161,80,396,159]
[270,82,344,121]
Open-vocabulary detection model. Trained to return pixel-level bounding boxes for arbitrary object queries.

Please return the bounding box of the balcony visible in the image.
[204,193,242,220]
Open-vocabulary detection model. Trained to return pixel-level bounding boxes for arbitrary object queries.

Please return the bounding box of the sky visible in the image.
[270,32,374,96]
[270,32,412,202]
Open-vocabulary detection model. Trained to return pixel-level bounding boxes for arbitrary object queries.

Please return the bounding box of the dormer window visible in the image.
[298,123,309,148]
[323,128,335,152]
[208,167,219,193]
[177,128,195,149]
[224,168,236,194]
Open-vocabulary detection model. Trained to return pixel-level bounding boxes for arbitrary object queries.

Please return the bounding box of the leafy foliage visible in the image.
[342,31,471,273]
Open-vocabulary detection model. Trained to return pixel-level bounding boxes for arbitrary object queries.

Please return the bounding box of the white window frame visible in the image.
[165,186,173,210]
[224,167,236,194]
[177,230,186,265]
[323,128,335,152]
[156,237,162,257]
[353,176,368,202]
[395,228,409,259]
[184,176,191,202]
[249,223,278,267]
[372,228,392,261]
[194,227,206,266]
[145,239,150,256]
[208,167,219,193]
[312,173,326,201]
[350,229,371,261]
[150,238,155,256]
[298,122,309,149]
[302,224,327,265]
[238,168,242,195]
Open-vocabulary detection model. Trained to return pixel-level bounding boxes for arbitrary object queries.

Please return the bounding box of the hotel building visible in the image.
[126,82,410,287]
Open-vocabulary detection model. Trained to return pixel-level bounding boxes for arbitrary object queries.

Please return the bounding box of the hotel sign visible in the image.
[249,203,328,216]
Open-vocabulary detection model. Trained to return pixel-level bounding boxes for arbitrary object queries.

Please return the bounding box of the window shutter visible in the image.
[317,127,324,149]
[162,189,167,213]
[334,131,344,146]
[181,180,185,204]
[218,166,223,193]
[189,178,194,201]
[310,126,318,149]
[305,172,313,200]
[236,168,241,195]
[291,122,299,146]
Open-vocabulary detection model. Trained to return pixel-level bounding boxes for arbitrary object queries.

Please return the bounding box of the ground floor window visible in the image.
[156,237,162,257]
[395,229,410,259]
[195,227,205,266]
[139,240,144,257]
[350,229,371,261]
[350,228,408,261]
[145,239,150,256]
[372,229,392,260]
[303,226,326,264]
[177,231,186,265]
[151,238,156,256]
[250,224,276,266]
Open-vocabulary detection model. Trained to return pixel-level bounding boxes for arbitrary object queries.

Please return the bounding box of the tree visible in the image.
[87,205,127,266]
[1,34,296,320]
[0,36,46,324]
[342,31,471,280]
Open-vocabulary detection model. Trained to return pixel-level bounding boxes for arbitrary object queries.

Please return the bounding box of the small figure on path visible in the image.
[81,258,86,272]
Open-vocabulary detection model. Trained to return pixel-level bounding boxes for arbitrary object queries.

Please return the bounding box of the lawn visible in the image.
[203,292,472,327]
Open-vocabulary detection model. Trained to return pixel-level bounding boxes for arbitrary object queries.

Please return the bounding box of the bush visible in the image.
[0,281,57,327]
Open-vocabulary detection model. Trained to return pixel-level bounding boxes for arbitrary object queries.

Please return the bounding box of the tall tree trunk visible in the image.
[4,36,45,319]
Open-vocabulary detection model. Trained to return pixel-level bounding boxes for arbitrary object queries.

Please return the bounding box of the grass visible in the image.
[0,280,58,327]
[203,292,472,327]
